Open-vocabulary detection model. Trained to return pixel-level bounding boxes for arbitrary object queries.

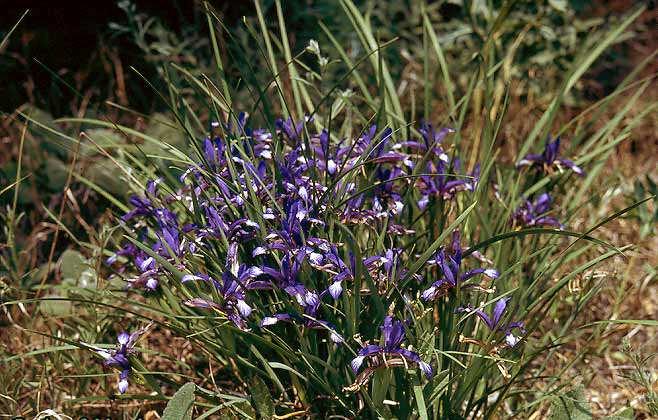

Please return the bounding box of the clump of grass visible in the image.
[2,1,656,418]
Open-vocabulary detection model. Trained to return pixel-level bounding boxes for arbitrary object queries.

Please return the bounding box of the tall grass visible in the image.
[2,1,655,418]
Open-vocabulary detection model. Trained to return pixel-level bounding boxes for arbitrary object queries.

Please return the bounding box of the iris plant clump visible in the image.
[98,111,587,411]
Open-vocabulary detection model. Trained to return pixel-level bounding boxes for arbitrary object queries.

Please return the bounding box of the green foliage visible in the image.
[550,385,592,419]
[162,382,196,420]
[250,377,275,419]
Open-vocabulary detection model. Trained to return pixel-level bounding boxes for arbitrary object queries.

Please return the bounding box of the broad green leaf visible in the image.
[250,377,274,420]
[162,382,196,420]
[550,385,592,420]
[59,249,88,281]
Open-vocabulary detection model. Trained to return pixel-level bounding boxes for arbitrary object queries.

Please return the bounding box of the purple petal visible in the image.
[460,268,499,281]
[359,344,384,357]
[471,308,495,331]
[516,153,542,167]
[382,317,405,349]
[491,297,510,329]
[544,137,560,163]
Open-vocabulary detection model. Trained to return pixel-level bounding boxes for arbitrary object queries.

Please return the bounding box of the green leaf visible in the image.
[162,382,196,420]
[59,249,87,280]
[250,377,274,420]
[550,385,592,420]
[413,383,428,420]
[80,128,125,157]
[42,157,69,191]
[39,295,72,316]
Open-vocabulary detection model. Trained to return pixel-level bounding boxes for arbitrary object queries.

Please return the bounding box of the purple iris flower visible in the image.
[351,316,432,378]
[312,129,347,176]
[247,128,274,160]
[457,297,525,348]
[363,249,419,293]
[181,239,270,329]
[421,231,498,301]
[416,158,479,210]
[199,203,259,243]
[260,289,343,343]
[182,268,268,330]
[224,111,248,135]
[106,242,139,266]
[308,245,354,300]
[121,179,160,222]
[373,166,406,216]
[124,249,160,291]
[88,325,151,394]
[276,116,310,142]
[202,135,227,170]
[256,199,329,260]
[516,136,585,176]
[152,209,184,259]
[395,122,452,162]
[418,122,453,151]
[260,251,312,306]
[512,193,564,229]
[114,209,189,292]
[340,198,414,235]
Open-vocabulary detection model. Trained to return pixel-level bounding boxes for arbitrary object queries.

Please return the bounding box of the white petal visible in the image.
[298,186,308,201]
[328,281,343,299]
[309,252,324,265]
[327,160,337,175]
[261,316,279,326]
[330,330,344,343]
[351,356,366,372]
[505,333,521,348]
[421,286,436,301]
[252,246,268,257]
[418,361,433,378]
[236,300,252,318]
[139,257,154,271]
[118,378,129,394]
[181,274,203,283]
